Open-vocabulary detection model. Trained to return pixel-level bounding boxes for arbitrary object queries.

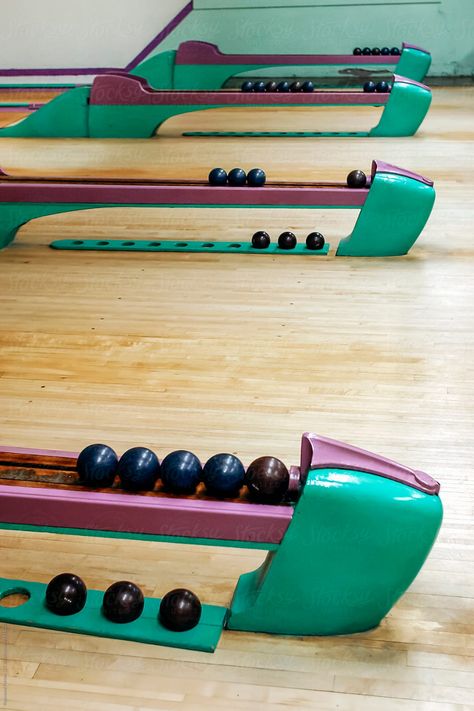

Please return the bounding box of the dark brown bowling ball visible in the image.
[45,573,87,616]
[245,456,290,503]
[159,588,202,632]
[102,581,144,623]
[346,169,367,188]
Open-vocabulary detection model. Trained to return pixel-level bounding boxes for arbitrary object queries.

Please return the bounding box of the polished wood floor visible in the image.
[0,87,473,710]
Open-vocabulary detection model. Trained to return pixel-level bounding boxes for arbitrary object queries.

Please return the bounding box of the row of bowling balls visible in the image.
[353,47,401,56]
[209,167,266,187]
[45,574,201,631]
[241,80,316,93]
[77,444,290,503]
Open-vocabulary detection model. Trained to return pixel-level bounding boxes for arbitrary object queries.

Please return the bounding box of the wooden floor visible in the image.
[0,87,473,710]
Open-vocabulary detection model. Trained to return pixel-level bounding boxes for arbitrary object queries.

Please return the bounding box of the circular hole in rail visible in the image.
[229,243,242,248]
[149,242,161,247]
[202,243,215,248]
[0,588,31,608]
[176,242,188,247]
[97,241,109,246]
[122,242,135,247]
[72,240,84,245]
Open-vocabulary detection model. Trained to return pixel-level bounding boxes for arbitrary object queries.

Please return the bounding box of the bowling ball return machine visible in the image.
[0,72,431,139]
[0,160,435,257]
[132,40,432,89]
[0,433,442,652]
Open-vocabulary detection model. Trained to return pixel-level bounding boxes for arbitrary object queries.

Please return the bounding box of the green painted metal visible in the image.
[0,201,334,252]
[0,87,89,138]
[0,77,429,139]
[0,576,227,652]
[369,79,432,137]
[227,467,442,636]
[134,47,430,91]
[130,50,177,90]
[337,169,435,257]
[396,47,432,83]
[0,522,279,551]
[0,203,101,250]
[50,238,329,255]
[0,167,434,257]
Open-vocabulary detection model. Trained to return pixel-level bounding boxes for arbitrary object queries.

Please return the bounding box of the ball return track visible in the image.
[0,433,442,652]
[0,72,431,139]
[0,160,435,257]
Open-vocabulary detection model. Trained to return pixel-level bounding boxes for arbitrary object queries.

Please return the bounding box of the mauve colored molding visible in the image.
[0,182,368,208]
[300,433,440,495]
[0,445,77,458]
[0,483,292,544]
[402,42,430,55]
[175,40,400,66]
[392,73,429,90]
[371,159,433,187]
[89,73,390,107]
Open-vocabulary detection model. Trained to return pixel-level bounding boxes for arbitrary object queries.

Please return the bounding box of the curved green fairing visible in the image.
[0,77,430,139]
[133,46,431,91]
[337,169,435,257]
[228,468,442,636]
[0,87,90,138]
[130,50,177,90]
[370,79,432,137]
[396,47,432,83]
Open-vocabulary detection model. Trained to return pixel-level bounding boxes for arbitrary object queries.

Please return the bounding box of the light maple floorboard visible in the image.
[0,86,472,710]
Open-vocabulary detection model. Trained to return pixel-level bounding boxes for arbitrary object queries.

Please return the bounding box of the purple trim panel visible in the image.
[126,2,194,71]
[0,67,120,78]
[392,73,429,90]
[0,445,77,458]
[372,159,433,187]
[90,73,390,106]
[0,483,292,544]
[288,465,301,494]
[300,433,440,495]
[402,41,430,55]
[175,41,399,66]
[0,182,368,208]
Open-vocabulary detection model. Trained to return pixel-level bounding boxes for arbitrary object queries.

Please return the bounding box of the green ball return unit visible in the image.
[0,160,435,258]
[0,433,442,652]
[0,71,431,139]
[132,40,432,90]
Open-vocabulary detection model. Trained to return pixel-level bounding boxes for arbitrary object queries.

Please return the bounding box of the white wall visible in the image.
[0,0,187,69]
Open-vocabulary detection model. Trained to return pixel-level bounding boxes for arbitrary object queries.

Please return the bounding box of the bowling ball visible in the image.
[228,168,247,186]
[77,443,118,487]
[102,581,144,623]
[45,573,87,616]
[208,168,228,186]
[161,450,202,494]
[346,169,367,188]
[117,447,160,491]
[245,456,289,503]
[159,588,202,632]
[202,453,245,497]
[278,231,297,250]
[251,231,271,249]
[305,232,325,250]
[247,168,266,187]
